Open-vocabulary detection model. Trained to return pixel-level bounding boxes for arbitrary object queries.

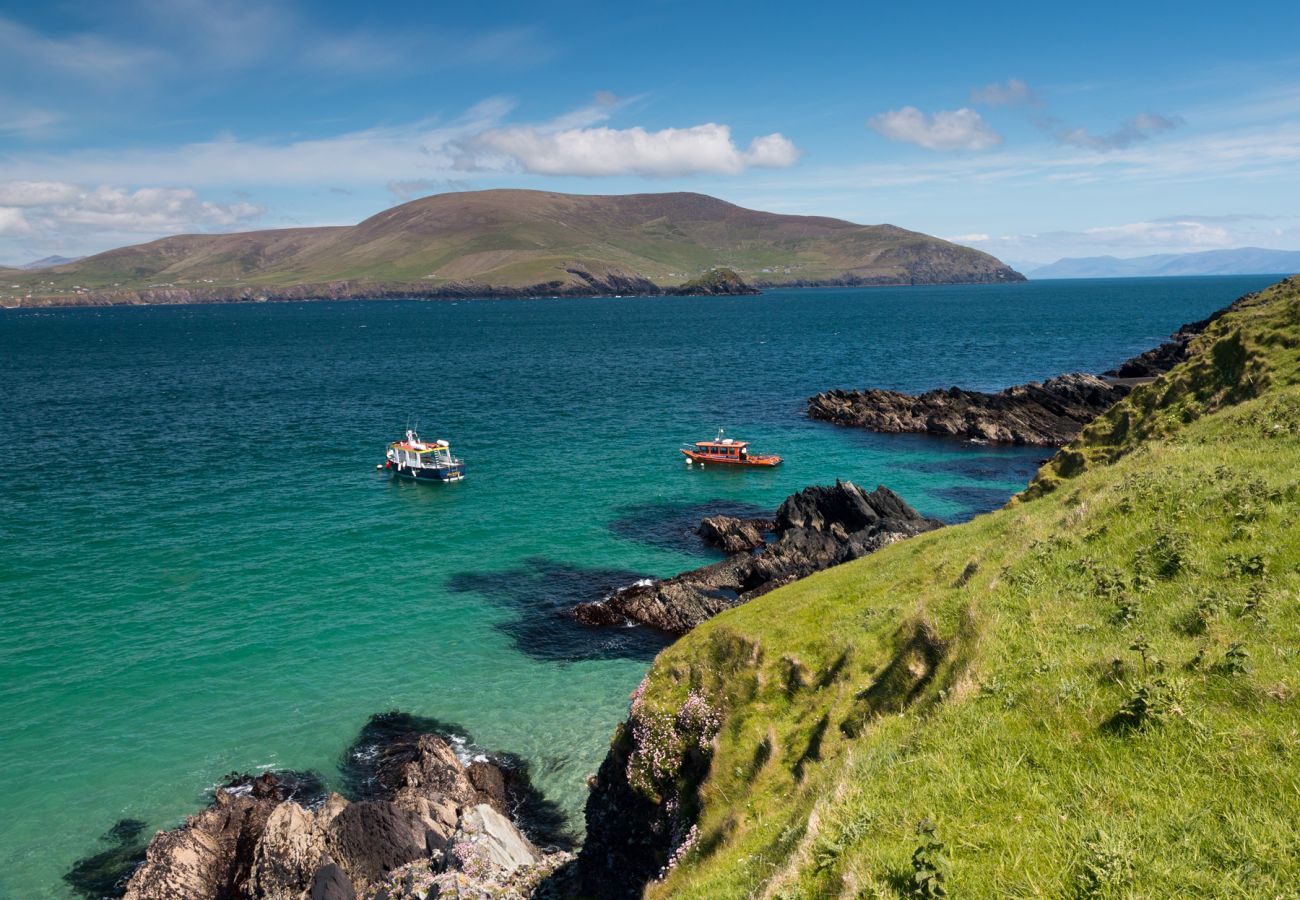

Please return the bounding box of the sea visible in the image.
[0,275,1279,897]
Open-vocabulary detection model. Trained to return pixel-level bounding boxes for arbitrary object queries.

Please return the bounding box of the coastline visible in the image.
[2,275,1268,900]
[6,272,1026,310]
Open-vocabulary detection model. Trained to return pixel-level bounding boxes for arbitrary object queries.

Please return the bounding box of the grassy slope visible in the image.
[634,277,1300,897]
[3,191,1018,301]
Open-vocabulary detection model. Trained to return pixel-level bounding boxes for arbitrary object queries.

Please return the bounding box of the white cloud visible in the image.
[0,181,84,206]
[0,208,31,235]
[868,107,1002,151]
[459,123,802,177]
[970,78,1037,107]
[0,181,262,239]
[1079,219,1230,246]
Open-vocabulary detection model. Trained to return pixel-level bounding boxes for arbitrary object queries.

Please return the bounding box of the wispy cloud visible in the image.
[867,107,1002,151]
[0,15,163,83]
[128,0,555,74]
[386,178,471,201]
[1046,112,1185,150]
[0,100,516,187]
[969,78,1039,107]
[968,76,1186,152]
[947,212,1300,265]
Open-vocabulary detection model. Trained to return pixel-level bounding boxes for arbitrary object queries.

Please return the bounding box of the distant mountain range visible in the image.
[1029,247,1300,279]
[18,255,82,270]
[2,190,1022,307]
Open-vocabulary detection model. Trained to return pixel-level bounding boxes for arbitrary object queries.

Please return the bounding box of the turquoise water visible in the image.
[0,275,1277,897]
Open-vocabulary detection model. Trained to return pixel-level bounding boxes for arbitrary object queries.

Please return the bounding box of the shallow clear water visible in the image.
[0,275,1276,897]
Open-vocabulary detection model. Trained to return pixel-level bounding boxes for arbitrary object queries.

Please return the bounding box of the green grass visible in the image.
[626,277,1300,897]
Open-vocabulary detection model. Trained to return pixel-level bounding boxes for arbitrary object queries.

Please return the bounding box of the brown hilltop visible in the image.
[8,189,1023,306]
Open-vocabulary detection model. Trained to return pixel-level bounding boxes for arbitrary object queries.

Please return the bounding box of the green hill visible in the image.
[581,277,1300,897]
[3,190,1021,306]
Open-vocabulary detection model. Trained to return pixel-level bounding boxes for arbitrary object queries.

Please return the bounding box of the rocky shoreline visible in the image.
[75,713,571,900]
[9,271,1034,310]
[808,373,1131,446]
[573,481,941,635]
[807,302,1227,446]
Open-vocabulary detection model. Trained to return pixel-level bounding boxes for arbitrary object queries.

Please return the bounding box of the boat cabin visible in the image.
[693,438,751,461]
[390,435,457,469]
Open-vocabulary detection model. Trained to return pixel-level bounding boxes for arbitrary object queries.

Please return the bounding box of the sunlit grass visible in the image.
[632,277,1300,897]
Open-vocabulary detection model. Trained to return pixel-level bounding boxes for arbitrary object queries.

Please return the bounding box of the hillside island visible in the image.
[1,190,1023,308]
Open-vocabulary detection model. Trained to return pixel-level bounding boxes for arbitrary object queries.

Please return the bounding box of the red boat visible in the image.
[681,429,782,467]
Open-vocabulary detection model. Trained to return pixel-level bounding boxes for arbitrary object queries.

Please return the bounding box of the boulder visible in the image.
[309,857,356,900]
[324,800,443,892]
[455,804,543,876]
[249,793,348,900]
[697,515,772,554]
[575,481,941,634]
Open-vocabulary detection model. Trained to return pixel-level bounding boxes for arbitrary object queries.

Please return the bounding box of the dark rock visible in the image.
[810,302,1236,448]
[221,769,326,806]
[323,801,440,889]
[446,558,666,663]
[575,481,940,634]
[808,373,1130,446]
[467,761,509,812]
[697,515,772,553]
[577,735,672,898]
[310,859,357,900]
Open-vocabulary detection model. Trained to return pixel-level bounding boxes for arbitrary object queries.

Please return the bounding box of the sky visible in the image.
[1,0,1298,270]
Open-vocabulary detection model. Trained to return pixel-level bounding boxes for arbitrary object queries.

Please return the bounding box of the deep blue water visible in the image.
[0,275,1278,897]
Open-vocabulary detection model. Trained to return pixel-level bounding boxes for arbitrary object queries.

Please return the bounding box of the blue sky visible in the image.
[1,0,1298,269]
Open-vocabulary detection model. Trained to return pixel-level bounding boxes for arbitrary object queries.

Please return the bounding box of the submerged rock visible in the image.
[808,373,1130,446]
[574,481,940,634]
[64,819,150,899]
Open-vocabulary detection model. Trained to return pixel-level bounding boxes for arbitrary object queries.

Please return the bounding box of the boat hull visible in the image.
[384,460,465,482]
[681,449,781,467]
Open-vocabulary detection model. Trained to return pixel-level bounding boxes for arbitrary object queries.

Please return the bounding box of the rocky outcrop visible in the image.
[807,303,1240,447]
[573,481,940,634]
[122,717,567,900]
[697,514,772,554]
[808,373,1130,446]
[123,773,289,900]
[669,267,760,295]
